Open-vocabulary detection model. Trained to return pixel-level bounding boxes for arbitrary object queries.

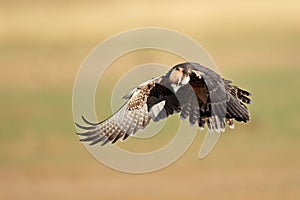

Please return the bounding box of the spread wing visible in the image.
[76,77,180,146]
[76,62,252,145]
[177,62,251,132]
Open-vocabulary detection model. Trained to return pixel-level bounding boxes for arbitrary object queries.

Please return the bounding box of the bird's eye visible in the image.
[175,68,180,71]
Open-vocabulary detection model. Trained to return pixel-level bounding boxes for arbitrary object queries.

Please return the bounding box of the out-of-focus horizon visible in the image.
[1,0,299,199]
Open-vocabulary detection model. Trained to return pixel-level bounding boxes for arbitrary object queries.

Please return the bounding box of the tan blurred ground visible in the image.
[1,0,300,199]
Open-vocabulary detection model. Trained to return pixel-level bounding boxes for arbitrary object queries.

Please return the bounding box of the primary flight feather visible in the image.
[76,62,252,146]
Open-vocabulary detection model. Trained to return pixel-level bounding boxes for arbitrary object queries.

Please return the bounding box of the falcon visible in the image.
[76,62,252,146]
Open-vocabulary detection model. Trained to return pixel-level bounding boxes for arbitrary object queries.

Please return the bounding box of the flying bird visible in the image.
[76,62,252,146]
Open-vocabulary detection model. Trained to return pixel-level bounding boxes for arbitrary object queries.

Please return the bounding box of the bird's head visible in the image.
[168,64,190,92]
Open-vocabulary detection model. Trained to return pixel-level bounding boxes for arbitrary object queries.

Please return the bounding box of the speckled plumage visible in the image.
[76,62,252,146]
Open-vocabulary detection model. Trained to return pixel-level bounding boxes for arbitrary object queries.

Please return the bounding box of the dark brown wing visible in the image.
[76,77,180,146]
[146,79,180,122]
[176,84,200,125]
[222,78,252,122]
[178,62,251,132]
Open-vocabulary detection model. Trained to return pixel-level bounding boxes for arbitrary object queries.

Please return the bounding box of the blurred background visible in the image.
[1,0,299,199]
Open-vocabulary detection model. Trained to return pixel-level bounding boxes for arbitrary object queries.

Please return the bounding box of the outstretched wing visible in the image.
[76,77,180,146]
[178,62,251,132]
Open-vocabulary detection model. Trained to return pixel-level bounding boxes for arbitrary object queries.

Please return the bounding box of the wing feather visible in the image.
[76,77,180,145]
[183,62,251,132]
[177,84,200,125]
